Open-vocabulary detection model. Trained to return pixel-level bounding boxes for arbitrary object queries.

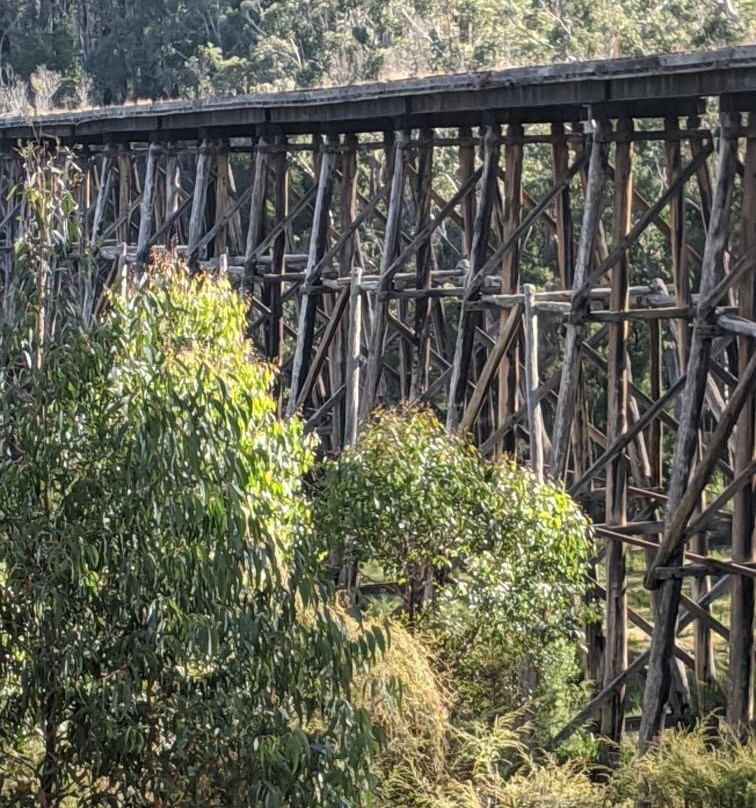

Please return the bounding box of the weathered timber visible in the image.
[551,120,610,479]
[522,285,544,480]
[639,109,739,751]
[600,119,632,759]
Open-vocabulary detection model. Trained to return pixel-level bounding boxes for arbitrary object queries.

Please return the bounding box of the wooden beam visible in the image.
[551,120,610,479]
[361,130,410,419]
[522,286,545,479]
[187,140,210,264]
[410,129,434,399]
[447,125,500,429]
[287,138,337,415]
[600,119,632,758]
[728,112,755,730]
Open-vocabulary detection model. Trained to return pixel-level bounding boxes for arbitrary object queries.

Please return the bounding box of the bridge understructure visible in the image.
[1,47,754,754]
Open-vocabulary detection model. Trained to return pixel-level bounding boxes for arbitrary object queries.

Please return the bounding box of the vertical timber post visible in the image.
[459,126,476,259]
[187,138,210,267]
[287,136,337,415]
[447,124,500,430]
[136,141,159,264]
[410,128,434,399]
[360,129,409,419]
[214,140,230,258]
[117,145,131,245]
[244,136,270,324]
[342,133,361,446]
[165,151,180,236]
[498,123,523,455]
[551,117,610,481]
[600,118,631,760]
[728,111,755,731]
[522,284,544,480]
[268,135,287,362]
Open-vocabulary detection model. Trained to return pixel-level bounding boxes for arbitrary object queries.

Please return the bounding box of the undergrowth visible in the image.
[361,620,756,808]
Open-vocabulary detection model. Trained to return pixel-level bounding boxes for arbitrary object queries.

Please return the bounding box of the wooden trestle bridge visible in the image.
[1,46,754,753]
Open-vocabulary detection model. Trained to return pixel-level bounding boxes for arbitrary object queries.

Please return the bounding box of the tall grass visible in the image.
[607,725,756,808]
[358,620,756,808]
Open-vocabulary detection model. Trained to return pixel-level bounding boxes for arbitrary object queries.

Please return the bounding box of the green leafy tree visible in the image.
[313,408,590,725]
[2,0,753,104]
[314,408,485,620]
[0,154,378,805]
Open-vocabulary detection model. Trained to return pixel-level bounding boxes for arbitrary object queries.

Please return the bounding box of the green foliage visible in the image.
[0,168,377,804]
[314,408,483,613]
[313,407,591,728]
[426,459,590,727]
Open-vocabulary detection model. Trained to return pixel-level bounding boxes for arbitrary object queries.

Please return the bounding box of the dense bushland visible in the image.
[313,408,590,734]
[1,0,754,110]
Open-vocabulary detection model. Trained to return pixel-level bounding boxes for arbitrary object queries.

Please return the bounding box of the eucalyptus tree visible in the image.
[0,150,379,806]
[313,408,590,725]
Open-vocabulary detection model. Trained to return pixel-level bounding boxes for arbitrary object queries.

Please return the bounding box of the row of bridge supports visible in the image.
[0,100,754,755]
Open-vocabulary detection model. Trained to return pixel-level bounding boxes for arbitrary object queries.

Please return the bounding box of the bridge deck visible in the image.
[0,46,755,142]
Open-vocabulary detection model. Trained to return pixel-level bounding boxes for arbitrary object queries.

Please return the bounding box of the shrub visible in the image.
[0,238,376,805]
[314,407,484,620]
[492,758,603,808]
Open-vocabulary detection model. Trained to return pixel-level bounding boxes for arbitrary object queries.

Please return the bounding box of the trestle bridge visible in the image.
[1,46,755,752]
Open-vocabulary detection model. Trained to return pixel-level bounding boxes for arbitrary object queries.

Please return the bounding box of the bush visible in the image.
[314,407,484,619]
[0,238,376,805]
[493,759,603,808]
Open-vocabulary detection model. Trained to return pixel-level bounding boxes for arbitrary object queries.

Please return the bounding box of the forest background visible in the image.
[1,0,756,112]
